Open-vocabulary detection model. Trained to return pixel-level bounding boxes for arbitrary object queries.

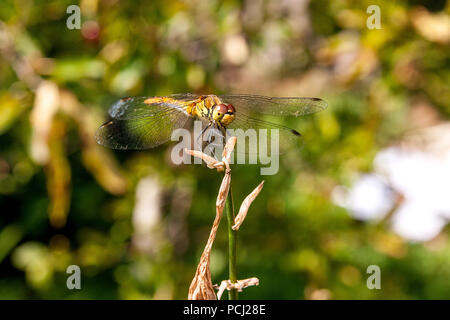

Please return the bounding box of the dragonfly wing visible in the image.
[219,94,327,117]
[96,98,192,150]
[226,113,303,155]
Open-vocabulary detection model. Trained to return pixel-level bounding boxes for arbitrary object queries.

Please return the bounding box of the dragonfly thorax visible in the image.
[212,103,235,127]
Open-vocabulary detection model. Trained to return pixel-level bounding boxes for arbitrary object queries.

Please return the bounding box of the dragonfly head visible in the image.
[213,103,235,126]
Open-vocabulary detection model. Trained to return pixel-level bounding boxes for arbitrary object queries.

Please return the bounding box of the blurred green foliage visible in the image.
[0,0,449,299]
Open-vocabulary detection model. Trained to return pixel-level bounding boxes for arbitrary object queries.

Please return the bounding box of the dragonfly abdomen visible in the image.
[144,96,193,116]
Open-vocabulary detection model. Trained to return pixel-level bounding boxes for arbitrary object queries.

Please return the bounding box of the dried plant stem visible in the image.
[226,184,238,300]
[186,137,262,300]
[188,167,231,300]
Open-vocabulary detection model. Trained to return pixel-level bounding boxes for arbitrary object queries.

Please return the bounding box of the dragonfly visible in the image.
[95,94,327,153]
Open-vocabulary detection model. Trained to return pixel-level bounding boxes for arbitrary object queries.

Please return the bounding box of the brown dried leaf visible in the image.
[188,168,231,300]
[222,136,237,164]
[216,277,260,300]
[232,181,264,231]
[216,169,231,211]
[184,148,219,169]
[188,254,217,300]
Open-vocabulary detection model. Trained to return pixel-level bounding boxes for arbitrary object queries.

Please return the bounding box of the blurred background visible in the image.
[0,0,450,299]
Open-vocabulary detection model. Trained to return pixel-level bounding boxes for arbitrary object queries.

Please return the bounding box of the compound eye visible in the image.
[216,104,228,115]
[227,104,235,114]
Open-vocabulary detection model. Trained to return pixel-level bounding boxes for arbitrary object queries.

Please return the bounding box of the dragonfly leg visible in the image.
[208,124,226,159]
[206,125,213,144]
[204,124,220,159]
[196,122,211,151]
[221,127,229,146]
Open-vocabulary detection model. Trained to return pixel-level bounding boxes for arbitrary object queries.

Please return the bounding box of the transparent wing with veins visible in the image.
[218,94,327,117]
[226,113,303,155]
[218,94,327,154]
[95,97,193,150]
